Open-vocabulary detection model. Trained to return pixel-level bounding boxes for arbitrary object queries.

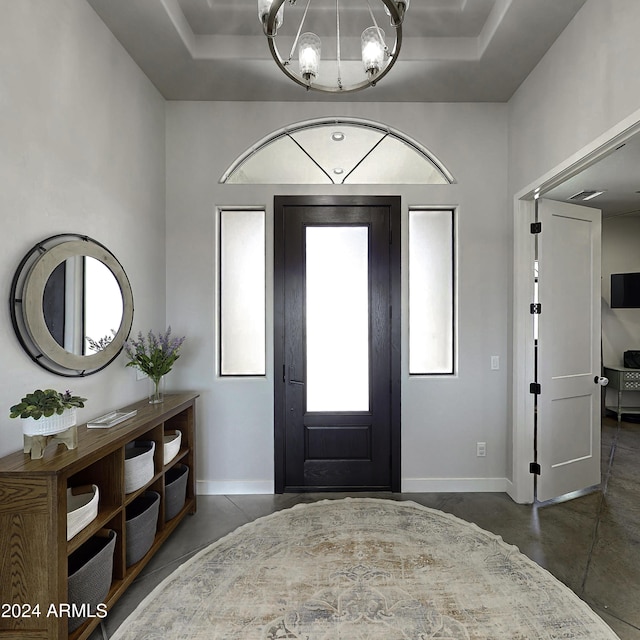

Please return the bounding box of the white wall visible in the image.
[166,101,510,494]
[0,0,167,458]
[602,215,640,367]
[508,0,640,196]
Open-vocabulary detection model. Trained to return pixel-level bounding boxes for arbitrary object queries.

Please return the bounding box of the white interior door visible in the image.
[536,198,602,502]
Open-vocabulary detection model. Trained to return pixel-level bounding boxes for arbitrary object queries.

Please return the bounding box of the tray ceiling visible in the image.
[86,0,588,102]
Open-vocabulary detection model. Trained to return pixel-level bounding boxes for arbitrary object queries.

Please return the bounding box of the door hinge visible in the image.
[530,303,542,314]
[529,462,541,475]
[530,222,542,234]
[529,382,541,395]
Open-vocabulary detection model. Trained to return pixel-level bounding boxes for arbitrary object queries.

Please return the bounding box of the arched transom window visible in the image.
[220,118,454,185]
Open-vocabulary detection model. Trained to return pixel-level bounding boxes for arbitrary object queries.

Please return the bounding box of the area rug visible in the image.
[112,498,618,639]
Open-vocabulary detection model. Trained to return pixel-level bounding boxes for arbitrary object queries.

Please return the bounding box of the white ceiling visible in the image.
[85,0,640,217]
[544,134,640,218]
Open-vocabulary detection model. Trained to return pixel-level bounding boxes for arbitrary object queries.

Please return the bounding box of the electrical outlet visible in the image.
[477,442,486,457]
[136,369,147,381]
[491,355,500,370]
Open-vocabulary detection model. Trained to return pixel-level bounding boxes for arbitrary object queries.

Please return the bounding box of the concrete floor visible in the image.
[90,416,640,639]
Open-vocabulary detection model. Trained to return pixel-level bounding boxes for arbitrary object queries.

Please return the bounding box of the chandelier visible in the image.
[258,0,409,93]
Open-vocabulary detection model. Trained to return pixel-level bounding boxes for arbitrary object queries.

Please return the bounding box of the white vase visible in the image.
[22,408,78,459]
[22,407,77,436]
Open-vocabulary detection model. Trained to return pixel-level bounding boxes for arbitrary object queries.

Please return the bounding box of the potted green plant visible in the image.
[124,327,186,403]
[10,389,87,459]
[10,389,87,422]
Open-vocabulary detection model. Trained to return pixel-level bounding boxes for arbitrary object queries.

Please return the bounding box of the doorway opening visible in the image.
[511,112,640,505]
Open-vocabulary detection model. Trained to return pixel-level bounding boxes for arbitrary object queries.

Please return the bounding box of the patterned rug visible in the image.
[112,498,618,639]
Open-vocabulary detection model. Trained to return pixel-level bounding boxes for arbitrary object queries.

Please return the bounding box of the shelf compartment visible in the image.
[68,449,123,507]
[67,503,121,555]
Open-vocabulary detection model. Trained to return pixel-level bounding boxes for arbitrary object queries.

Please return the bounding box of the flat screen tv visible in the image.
[611,272,640,308]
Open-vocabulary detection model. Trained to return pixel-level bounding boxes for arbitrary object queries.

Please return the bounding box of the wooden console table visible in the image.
[0,392,197,640]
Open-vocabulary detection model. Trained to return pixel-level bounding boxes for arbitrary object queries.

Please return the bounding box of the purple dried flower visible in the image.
[124,327,186,381]
[85,330,116,353]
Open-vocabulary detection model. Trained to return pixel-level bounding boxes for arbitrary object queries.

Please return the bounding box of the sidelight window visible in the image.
[408,208,455,375]
[219,208,266,376]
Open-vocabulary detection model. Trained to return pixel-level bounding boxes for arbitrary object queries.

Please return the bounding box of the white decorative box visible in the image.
[124,441,155,494]
[67,484,99,541]
[163,430,182,465]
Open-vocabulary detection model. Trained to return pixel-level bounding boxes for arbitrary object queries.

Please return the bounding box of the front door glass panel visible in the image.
[305,226,369,411]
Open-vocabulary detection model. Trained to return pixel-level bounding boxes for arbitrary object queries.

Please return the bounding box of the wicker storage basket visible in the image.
[163,430,182,465]
[67,484,99,541]
[124,440,155,494]
[164,464,189,521]
[67,529,116,632]
[125,491,160,567]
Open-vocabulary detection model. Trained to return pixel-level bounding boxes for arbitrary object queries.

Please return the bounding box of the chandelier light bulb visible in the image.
[298,32,321,84]
[361,27,386,78]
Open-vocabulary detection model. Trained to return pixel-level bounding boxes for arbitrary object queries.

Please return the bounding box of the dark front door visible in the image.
[274,196,401,492]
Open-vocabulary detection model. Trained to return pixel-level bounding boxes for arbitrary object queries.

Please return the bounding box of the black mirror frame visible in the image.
[10,234,134,377]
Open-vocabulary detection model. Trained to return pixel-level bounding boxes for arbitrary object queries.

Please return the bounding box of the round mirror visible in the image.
[10,234,134,376]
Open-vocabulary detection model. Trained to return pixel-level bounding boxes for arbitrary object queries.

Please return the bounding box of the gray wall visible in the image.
[0,0,167,458]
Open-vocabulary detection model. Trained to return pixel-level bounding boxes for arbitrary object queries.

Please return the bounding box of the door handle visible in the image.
[594,376,609,386]
[288,366,305,386]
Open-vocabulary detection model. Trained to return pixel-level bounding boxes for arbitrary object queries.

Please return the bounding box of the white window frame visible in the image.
[218,207,267,377]
[408,207,456,376]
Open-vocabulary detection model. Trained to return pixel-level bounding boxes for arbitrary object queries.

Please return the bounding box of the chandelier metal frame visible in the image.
[260,0,408,94]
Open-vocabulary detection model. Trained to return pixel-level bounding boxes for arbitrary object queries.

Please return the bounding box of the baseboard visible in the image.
[401,477,509,493]
[503,477,514,495]
[198,478,510,495]
[197,480,274,495]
